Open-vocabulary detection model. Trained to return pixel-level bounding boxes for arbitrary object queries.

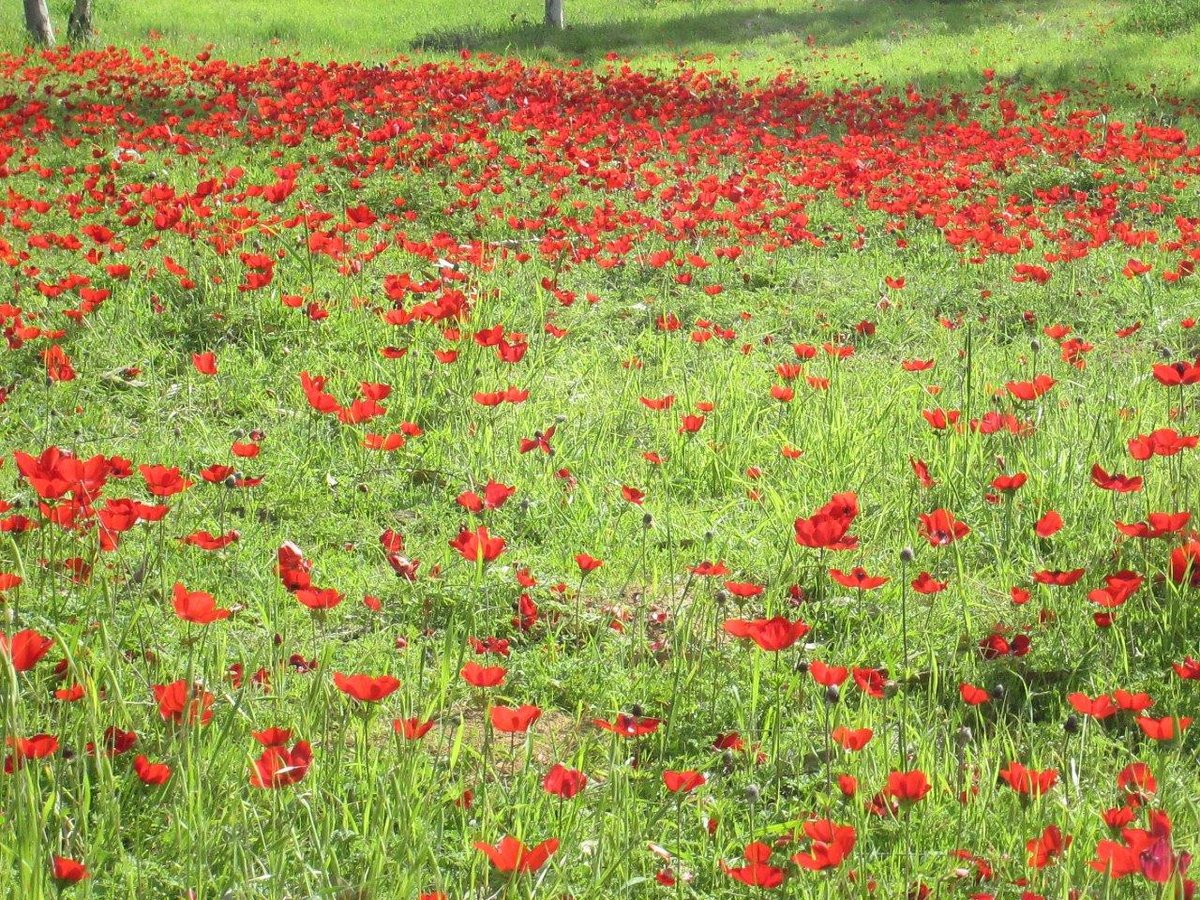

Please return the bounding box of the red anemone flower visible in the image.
[592,713,661,738]
[999,762,1058,796]
[886,769,931,805]
[461,662,507,688]
[0,629,53,671]
[831,727,872,751]
[490,705,541,733]
[474,836,558,874]
[722,842,786,889]
[332,672,401,703]
[51,856,89,885]
[450,526,506,564]
[828,567,888,590]
[723,616,810,652]
[917,508,970,546]
[393,718,436,741]
[663,770,706,793]
[250,740,313,788]
[792,819,856,871]
[172,582,231,624]
[543,763,587,799]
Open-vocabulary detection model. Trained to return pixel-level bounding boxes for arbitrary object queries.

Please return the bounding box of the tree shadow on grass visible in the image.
[410,1,1059,61]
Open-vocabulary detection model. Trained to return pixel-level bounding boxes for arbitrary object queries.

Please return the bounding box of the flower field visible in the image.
[1,40,1199,897]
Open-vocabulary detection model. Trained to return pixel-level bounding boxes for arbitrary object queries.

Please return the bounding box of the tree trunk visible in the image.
[23,0,55,46]
[67,0,93,44]
[544,0,564,29]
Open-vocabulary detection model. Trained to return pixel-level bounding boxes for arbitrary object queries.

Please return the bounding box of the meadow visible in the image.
[1,0,1200,897]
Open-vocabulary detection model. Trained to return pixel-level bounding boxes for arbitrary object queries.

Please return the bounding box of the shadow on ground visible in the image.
[410,1,1059,60]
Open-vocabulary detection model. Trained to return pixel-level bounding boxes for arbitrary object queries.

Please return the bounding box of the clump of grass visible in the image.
[1120,0,1200,33]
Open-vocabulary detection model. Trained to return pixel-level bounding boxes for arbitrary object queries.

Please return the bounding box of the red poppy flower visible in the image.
[886,769,931,805]
[1068,692,1116,719]
[999,762,1058,796]
[829,567,888,590]
[620,485,645,504]
[1034,510,1063,538]
[460,662,506,688]
[917,508,970,546]
[474,836,558,874]
[810,660,849,687]
[723,616,810,652]
[991,472,1027,492]
[0,629,53,671]
[922,408,960,430]
[1116,513,1191,539]
[469,636,511,657]
[1152,360,1200,386]
[449,526,506,564]
[1113,690,1154,713]
[1117,762,1157,803]
[51,856,89,884]
[575,553,604,573]
[1172,657,1200,679]
[1128,428,1197,460]
[592,713,660,737]
[86,727,136,757]
[172,582,231,624]
[911,572,947,594]
[250,741,312,788]
[1090,463,1142,493]
[910,457,936,488]
[693,560,730,577]
[959,683,989,706]
[295,586,344,610]
[139,464,193,497]
[1031,568,1085,586]
[663,770,706,793]
[543,763,587,799]
[831,727,872,751]
[1027,824,1070,869]
[133,754,172,785]
[490,704,541,733]
[1087,571,1143,607]
[393,718,435,741]
[1169,540,1200,586]
[181,529,239,550]
[794,493,859,550]
[852,667,886,699]
[332,672,401,702]
[153,680,214,726]
[792,819,856,871]
[5,733,58,772]
[1135,715,1192,741]
[192,351,217,375]
[364,433,405,451]
[456,480,515,513]
[1006,374,1056,401]
[721,842,786,889]
[640,395,675,411]
[252,727,292,747]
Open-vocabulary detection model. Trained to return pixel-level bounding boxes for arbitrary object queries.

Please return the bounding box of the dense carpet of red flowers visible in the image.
[0,44,1199,896]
